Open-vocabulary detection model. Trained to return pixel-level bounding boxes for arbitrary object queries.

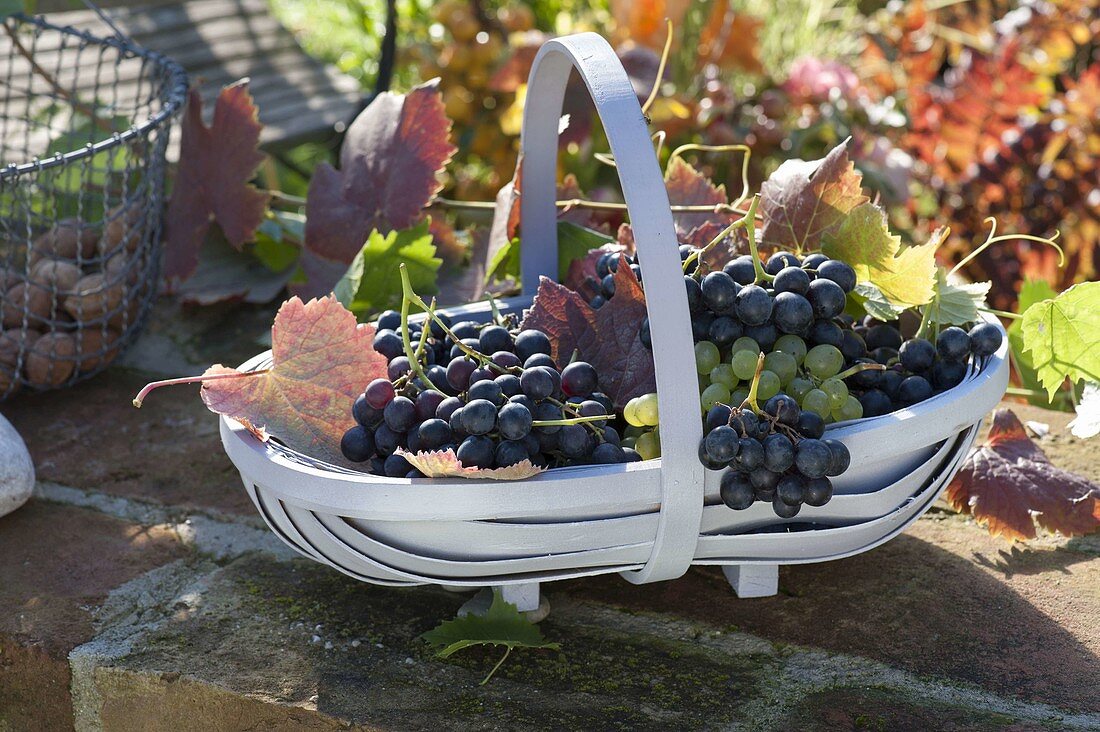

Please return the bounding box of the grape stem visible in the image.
[682,192,761,274]
[666,143,753,209]
[132,370,270,407]
[979,307,1022,320]
[835,362,887,381]
[739,352,767,415]
[532,415,609,427]
[640,19,673,115]
[398,266,436,390]
[740,195,773,284]
[949,218,1063,277]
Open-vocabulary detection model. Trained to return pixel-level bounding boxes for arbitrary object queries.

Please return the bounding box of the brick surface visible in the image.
[0,500,187,728]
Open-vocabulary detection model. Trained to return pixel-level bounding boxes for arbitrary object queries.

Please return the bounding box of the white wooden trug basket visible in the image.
[219,33,1009,607]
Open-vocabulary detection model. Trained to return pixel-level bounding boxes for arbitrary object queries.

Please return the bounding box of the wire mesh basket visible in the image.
[0,14,186,399]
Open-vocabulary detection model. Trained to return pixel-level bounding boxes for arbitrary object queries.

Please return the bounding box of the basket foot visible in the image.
[457,584,549,622]
[723,564,778,598]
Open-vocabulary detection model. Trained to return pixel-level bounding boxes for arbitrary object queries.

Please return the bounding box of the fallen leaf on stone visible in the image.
[760,140,867,253]
[945,408,1100,541]
[164,82,269,284]
[521,256,654,407]
[136,296,387,464]
[398,448,546,480]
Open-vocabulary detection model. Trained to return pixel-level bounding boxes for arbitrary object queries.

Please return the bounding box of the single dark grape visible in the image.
[600,273,616,299]
[498,402,533,440]
[372,331,405,361]
[353,395,382,428]
[764,394,801,426]
[495,374,522,397]
[866,324,903,351]
[561,361,599,397]
[749,468,781,493]
[773,291,814,334]
[461,399,497,435]
[701,271,740,313]
[492,351,522,369]
[796,410,825,439]
[699,441,727,470]
[590,295,606,309]
[808,319,843,347]
[898,375,933,405]
[451,338,481,361]
[340,426,375,462]
[724,256,758,285]
[578,400,608,427]
[509,393,536,411]
[417,418,453,450]
[745,323,778,352]
[858,389,893,418]
[709,316,742,348]
[705,426,740,463]
[456,435,494,469]
[494,440,529,468]
[729,409,759,436]
[387,356,411,382]
[735,284,773,326]
[871,347,899,365]
[692,311,715,342]
[772,496,801,518]
[804,476,833,506]
[405,428,422,453]
[518,366,554,400]
[640,318,652,349]
[365,378,396,409]
[376,310,401,331]
[762,433,795,472]
[816,259,857,292]
[839,330,867,362]
[766,251,800,275]
[848,358,882,388]
[807,278,846,319]
[794,438,832,479]
[899,338,936,372]
[679,244,699,275]
[514,329,552,362]
[592,442,626,464]
[373,423,404,456]
[428,312,451,339]
[479,325,513,355]
[558,424,590,458]
[803,252,829,268]
[524,353,557,370]
[777,474,804,506]
[879,369,904,400]
[451,321,480,340]
[383,396,416,432]
[735,438,765,470]
[602,425,621,446]
[622,447,643,462]
[823,439,850,476]
[706,404,733,433]
[685,276,703,313]
[596,252,613,278]
[436,396,464,422]
[446,358,476,392]
[968,322,1002,357]
[932,360,967,390]
[415,390,446,421]
[448,408,466,437]
[937,326,971,362]
[383,453,411,478]
[773,266,810,295]
[468,379,504,405]
[720,471,756,510]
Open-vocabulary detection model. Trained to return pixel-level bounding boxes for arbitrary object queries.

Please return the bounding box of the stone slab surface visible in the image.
[0,500,187,729]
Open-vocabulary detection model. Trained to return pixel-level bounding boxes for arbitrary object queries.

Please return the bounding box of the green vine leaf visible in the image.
[1021,281,1100,400]
[484,222,614,287]
[822,203,937,308]
[1009,279,1060,407]
[336,220,441,317]
[422,590,559,685]
[922,267,991,327]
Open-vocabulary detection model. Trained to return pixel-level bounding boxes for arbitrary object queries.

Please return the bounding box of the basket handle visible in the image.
[520,33,704,583]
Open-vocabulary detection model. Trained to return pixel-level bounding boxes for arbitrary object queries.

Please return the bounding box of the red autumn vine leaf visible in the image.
[945,409,1100,542]
[135,296,386,464]
[397,448,545,480]
[164,82,269,285]
[301,80,456,290]
[759,140,868,253]
[665,156,733,234]
[521,256,654,407]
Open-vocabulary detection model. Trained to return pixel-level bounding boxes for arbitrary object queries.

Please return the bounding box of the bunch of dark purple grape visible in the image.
[847,317,1004,417]
[701,393,851,518]
[339,309,638,476]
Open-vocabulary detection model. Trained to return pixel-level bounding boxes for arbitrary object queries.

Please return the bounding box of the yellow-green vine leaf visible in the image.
[1021,281,1100,400]
[822,203,937,308]
[923,267,992,327]
[339,220,441,316]
[1008,279,1058,407]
